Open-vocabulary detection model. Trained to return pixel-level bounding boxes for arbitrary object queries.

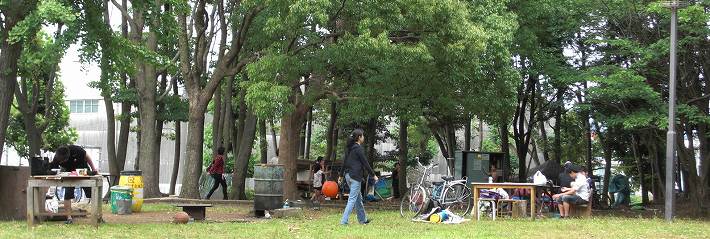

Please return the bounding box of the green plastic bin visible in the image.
[110,186,133,215]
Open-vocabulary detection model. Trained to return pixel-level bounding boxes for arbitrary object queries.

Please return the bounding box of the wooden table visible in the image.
[471,182,542,220]
[27,175,103,227]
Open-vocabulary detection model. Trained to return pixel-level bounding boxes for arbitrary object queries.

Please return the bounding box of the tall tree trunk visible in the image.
[270,119,279,157]
[478,119,484,151]
[221,77,234,154]
[515,144,528,182]
[0,35,21,163]
[229,90,247,199]
[182,110,206,198]
[154,117,164,189]
[694,123,709,210]
[104,95,118,175]
[233,112,257,200]
[366,117,378,165]
[529,137,541,167]
[324,101,337,162]
[116,58,132,171]
[169,121,181,195]
[446,123,457,173]
[176,2,262,199]
[19,111,42,157]
[648,138,665,200]
[298,122,306,160]
[229,119,240,199]
[583,109,593,178]
[500,121,511,181]
[279,103,309,200]
[594,121,612,207]
[398,119,409,195]
[631,135,648,205]
[433,131,450,159]
[169,76,181,195]
[237,89,246,151]
[134,114,141,171]
[601,137,612,206]
[150,74,168,193]
[115,0,131,172]
[641,176,650,205]
[137,84,159,197]
[0,0,34,163]
[538,116,550,162]
[332,127,340,161]
[579,45,593,180]
[513,73,537,182]
[553,88,564,164]
[131,6,160,198]
[97,0,119,177]
[259,119,268,164]
[464,117,471,151]
[305,108,313,160]
[212,88,222,154]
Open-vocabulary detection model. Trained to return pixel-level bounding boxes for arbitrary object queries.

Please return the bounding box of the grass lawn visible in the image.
[1,203,708,239]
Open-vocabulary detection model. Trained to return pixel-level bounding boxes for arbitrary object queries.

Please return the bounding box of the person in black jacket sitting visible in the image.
[340,129,377,225]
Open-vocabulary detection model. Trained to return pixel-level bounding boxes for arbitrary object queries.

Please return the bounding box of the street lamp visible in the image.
[660,0,687,223]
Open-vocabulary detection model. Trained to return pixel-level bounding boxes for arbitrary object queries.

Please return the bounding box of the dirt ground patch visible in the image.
[97,205,256,224]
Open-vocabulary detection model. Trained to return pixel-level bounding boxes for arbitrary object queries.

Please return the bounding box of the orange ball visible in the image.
[321,181,339,198]
[173,211,190,224]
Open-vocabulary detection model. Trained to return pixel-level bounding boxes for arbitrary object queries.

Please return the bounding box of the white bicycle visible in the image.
[400,158,472,218]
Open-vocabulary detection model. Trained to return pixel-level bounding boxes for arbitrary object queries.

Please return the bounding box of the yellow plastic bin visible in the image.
[119,170,144,212]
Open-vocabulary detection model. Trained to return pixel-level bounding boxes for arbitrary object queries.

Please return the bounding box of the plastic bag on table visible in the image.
[533,171,547,185]
[495,188,509,199]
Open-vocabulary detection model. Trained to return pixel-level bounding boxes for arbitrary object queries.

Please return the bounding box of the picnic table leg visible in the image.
[33,187,44,223]
[27,185,35,227]
[92,185,101,227]
[530,186,536,220]
[472,186,479,221]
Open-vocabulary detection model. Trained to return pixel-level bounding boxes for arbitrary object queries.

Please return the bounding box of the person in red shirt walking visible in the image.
[206,147,228,200]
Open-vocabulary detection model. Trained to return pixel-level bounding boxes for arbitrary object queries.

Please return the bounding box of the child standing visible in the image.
[311,164,324,209]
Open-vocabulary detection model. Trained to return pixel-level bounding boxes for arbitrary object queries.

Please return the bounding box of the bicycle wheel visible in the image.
[442,183,472,216]
[400,186,428,218]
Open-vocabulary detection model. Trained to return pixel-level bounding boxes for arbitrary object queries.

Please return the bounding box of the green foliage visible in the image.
[242,0,519,130]
[586,67,664,130]
[159,95,189,122]
[242,80,292,119]
[6,81,77,157]
[4,0,79,157]
[8,0,77,45]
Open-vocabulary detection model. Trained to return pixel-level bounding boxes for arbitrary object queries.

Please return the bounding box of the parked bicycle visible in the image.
[400,158,472,218]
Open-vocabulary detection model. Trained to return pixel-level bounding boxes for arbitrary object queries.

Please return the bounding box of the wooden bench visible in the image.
[175,204,212,220]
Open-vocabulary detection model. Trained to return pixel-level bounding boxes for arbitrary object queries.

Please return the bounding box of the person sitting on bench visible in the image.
[552,164,589,218]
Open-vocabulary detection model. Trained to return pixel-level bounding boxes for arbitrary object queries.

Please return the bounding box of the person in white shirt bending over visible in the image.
[552,164,590,218]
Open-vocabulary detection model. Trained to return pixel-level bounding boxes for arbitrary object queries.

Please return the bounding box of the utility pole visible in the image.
[661,0,686,223]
